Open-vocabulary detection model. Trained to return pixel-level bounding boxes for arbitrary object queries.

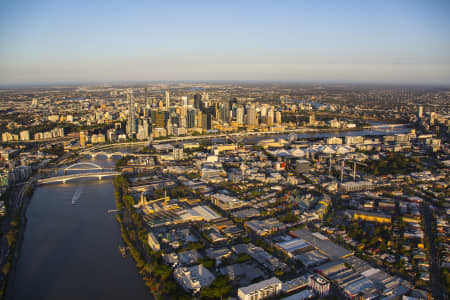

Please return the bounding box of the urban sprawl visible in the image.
[0,83,449,300]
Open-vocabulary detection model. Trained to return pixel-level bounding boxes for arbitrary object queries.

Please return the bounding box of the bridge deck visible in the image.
[37,171,121,184]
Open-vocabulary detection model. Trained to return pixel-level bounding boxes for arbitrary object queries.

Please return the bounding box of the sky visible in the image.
[0,0,449,85]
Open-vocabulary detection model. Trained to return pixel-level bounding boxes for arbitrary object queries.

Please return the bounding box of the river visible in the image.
[7,160,152,300]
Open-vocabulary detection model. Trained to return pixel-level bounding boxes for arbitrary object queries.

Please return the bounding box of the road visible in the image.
[421,201,446,300]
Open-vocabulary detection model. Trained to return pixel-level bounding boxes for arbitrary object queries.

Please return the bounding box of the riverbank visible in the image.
[0,182,34,300]
[113,175,188,300]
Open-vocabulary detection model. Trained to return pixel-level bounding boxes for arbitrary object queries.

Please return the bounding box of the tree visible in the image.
[237,253,251,263]
[153,263,171,280]
[200,276,231,299]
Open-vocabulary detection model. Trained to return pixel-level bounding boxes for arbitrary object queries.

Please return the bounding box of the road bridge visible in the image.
[37,171,120,184]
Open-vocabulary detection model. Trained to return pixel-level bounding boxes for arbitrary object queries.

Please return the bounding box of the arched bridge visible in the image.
[64,162,104,171]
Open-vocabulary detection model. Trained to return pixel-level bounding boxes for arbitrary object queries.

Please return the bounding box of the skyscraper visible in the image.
[165,91,170,108]
[275,111,282,124]
[187,109,196,128]
[194,94,202,110]
[79,131,87,148]
[182,96,188,108]
[267,108,274,126]
[144,87,148,105]
[202,114,211,130]
[418,105,423,119]
[237,106,245,125]
[247,105,257,126]
[127,89,137,137]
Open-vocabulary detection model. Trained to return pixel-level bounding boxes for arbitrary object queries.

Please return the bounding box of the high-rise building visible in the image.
[237,106,245,125]
[20,130,30,141]
[196,110,203,128]
[137,119,150,140]
[155,111,167,128]
[275,111,282,124]
[182,96,188,108]
[165,91,170,108]
[107,129,117,143]
[79,131,87,148]
[247,105,257,126]
[187,109,196,128]
[173,145,184,160]
[267,108,274,126]
[309,113,316,126]
[202,114,211,130]
[145,87,151,107]
[127,90,137,137]
[430,112,436,125]
[203,92,209,101]
[418,105,423,119]
[219,102,230,123]
[194,94,202,110]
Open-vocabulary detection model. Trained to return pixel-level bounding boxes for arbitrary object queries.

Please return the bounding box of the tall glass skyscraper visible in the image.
[127,89,137,136]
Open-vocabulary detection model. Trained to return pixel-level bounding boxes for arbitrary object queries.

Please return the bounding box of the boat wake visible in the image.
[72,187,82,205]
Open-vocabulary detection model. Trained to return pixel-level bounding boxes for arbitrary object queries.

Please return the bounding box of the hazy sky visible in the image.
[1,0,449,85]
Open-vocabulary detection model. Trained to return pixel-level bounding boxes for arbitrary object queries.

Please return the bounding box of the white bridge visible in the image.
[37,162,120,184]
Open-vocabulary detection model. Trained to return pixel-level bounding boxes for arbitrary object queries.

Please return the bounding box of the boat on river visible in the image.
[119,246,126,257]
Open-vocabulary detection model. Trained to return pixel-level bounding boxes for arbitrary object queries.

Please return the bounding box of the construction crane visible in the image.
[340,159,368,182]
[227,133,246,148]
[134,195,170,208]
[349,160,368,181]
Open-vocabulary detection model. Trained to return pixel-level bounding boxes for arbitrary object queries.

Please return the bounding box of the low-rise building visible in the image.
[174,264,215,294]
[238,277,282,300]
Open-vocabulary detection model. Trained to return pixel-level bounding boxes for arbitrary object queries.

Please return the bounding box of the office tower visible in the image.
[418,105,423,119]
[219,102,230,123]
[430,112,436,125]
[107,129,117,142]
[143,119,150,139]
[237,106,245,125]
[127,90,137,137]
[79,131,87,148]
[144,87,150,107]
[182,96,188,108]
[267,108,274,126]
[202,114,211,130]
[194,94,202,110]
[247,105,257,126]
[31,98,38,108]
[275,111,282,124]
[155,111,167,128]
[196,110,203,128]
[20,130,30,141]
[187,109,196,128]
[165,91,170,108]
[166,118,173,136]
[173,145,184,160]
[309,113,316,126]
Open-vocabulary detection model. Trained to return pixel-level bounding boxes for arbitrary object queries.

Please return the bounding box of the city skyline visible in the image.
[1,0,450,85]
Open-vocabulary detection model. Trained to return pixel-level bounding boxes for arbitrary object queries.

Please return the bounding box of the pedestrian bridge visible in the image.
[37,171,121,185]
